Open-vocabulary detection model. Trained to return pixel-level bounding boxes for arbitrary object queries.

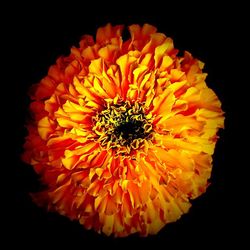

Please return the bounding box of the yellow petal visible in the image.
[38,116,55,140]
[154,38,174,67]
[102,214,115,236]
[63,100,94,114]
[61,154,79,170]
[140,53,153,67]
[160,55,173,70]
[93,77,110,98]
[170,69,186,82]
[56,117,79,129]
[113,213,124,233]
[133,65,149,86]
[89,58,103,75]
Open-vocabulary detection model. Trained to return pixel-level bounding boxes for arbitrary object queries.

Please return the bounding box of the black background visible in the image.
[4,1,246,248]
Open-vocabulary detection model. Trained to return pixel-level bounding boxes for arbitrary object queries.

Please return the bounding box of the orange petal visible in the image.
[156,114,204,133]
[96,23,123,45]
[98,44,119,62]
[116,54,138,98]
[152,89,176,115]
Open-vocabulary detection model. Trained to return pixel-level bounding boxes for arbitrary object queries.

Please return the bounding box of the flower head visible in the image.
[23,23,224,237]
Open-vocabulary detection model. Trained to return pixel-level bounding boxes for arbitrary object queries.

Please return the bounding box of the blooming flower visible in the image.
[23,23,224,237]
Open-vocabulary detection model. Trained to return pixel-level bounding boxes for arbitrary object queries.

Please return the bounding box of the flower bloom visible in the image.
[23,23,224,237]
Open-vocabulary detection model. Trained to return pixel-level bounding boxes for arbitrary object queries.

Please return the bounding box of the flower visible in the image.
[23,23,224,237]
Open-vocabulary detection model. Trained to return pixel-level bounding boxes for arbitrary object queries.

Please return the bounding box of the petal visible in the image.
[38,116,55,140]
[102,214,115,236]
[81,45,98,60]
[32,76,56,100]
[89,58,103,75]
[128,24,157,50]
[154,38,174,67]
[116,54,138,98]
[73,77,103,105]
[87,180,103,197]
[138,181,151,204]
[152,89,176,115]
[96,23,123,45]
[93,77,110,98]
[141,33,167,55]
[159,55,174,71]
[98,44,119,62]
[156,114,204,133]
[155,132,216,154]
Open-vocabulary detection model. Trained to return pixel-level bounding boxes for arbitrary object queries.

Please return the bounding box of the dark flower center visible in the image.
[93,101,153,154]
[114,120,145,142]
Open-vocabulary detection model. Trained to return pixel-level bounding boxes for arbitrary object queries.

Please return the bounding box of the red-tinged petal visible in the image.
[112,184,123,205]
[49,181,71,204]
[105,196,119,215]
[29,101,47,121]
[142,24,157,36]
[129,24,157,50]
[44,94,60,115]
[96,23,123,46]
[79,35,95,49]
[31,76,56,100]
[87,180,103,197]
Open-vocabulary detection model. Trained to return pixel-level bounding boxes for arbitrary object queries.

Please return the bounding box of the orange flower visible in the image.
[23,23,224,237]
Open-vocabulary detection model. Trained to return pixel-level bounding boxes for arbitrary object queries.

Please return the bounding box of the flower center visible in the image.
[93,100,153,155]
